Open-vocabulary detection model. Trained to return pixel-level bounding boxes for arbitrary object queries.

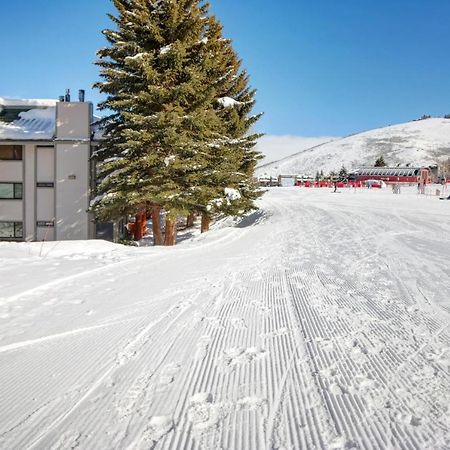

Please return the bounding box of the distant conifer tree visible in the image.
[374,156,386,167]
[338,165,348,180]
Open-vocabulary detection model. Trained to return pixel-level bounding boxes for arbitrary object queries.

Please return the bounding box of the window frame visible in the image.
[0,221,23,239]
[0,145,23,161]
[0,182,23,199]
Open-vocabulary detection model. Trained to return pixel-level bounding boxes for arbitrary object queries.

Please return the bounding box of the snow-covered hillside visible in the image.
[255,135,337,166]
[1,187,450,449]
[257,118,450,176]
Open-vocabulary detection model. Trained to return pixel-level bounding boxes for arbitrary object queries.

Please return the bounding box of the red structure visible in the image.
[352,167,432,184]
[296,180,364,188]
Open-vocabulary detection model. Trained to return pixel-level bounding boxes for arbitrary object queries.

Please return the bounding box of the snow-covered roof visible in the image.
[0,103,56,140]
[0,97,57,108]
[0,97,103,142]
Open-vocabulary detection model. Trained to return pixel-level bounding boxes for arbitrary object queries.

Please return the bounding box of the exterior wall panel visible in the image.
[36,188,55,222]
[56,103,91,140]
[24,144,36,241]
[55,143,90,240]
[0,161,22,181]
[36,226,55,241]
[0,201,23,221]
[36,147,55,182]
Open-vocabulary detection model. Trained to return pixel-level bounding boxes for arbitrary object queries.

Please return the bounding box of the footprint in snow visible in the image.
[315,337,335,353]
[424,347,450,367]
[348,374,380,398]
[328,382,344,396]
[261,327,290,339]
[218,346,266,368]
[396,413,424,427]
[236,396,268,414]
[187,393,231,434]
[195,336,211,361]
[231,317,248,330]
[205,317,224,329]
[156,363,180,392]
[319,366,338,381]
[144,416,174,443]
[328,436,359,450]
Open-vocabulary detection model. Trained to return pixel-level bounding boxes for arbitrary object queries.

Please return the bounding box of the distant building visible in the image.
[278,175,297,187]
[0,93,122,242]
[350,167,433,184]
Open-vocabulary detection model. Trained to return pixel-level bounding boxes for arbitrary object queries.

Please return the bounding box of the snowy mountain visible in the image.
[256,118,450,176]
[255,135,337,166]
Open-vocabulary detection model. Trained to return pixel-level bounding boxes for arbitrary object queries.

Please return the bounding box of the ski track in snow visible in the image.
[0,187,450,449]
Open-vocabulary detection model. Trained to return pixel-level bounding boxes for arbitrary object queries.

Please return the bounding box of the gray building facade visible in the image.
[0,96,101,241]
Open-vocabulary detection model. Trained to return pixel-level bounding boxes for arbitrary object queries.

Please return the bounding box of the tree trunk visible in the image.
[151,205,164,246]
[164,218,177,246]
[140,211,148,237]
[133,212,144,241]
[201,214,210,233]
[186,212,195,228]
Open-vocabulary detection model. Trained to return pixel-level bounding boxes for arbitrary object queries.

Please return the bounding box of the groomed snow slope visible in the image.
[255,135,337,166]
[256,118,450,176]
[1,187,450,449]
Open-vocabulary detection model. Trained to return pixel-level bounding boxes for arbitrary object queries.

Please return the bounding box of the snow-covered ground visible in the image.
[1,186,450,450]
[257,118,450,176]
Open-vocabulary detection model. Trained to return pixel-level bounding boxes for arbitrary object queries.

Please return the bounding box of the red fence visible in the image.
[296,181,365,188]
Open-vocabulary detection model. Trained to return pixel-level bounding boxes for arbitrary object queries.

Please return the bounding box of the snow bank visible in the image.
[0,239,129,260]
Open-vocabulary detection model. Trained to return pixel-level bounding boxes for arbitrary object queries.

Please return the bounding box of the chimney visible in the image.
[64,89,71,102]
[78,89,85,102]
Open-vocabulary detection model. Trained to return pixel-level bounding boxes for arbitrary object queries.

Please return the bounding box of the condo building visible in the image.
[0,92,111,242]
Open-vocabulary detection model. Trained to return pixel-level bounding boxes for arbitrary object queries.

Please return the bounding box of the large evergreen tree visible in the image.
[92,0,262,244]
[185,16,263,232]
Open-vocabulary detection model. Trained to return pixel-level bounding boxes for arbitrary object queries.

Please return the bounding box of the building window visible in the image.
[0,222,23,239]
[0,145,23,160]
[0,183,23,199]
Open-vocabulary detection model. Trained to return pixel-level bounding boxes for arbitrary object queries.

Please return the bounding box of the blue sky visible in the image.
[1,0,450,136]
